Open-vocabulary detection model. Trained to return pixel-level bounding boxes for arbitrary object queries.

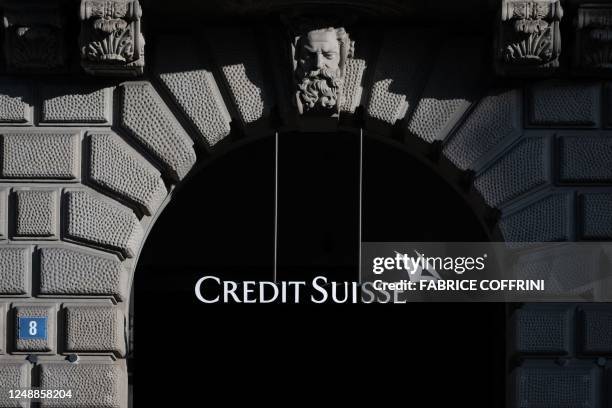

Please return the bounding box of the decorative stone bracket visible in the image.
[2,1,66,72]
[496,0,564,76]
[79,0,145,76]
[575,3,612,74]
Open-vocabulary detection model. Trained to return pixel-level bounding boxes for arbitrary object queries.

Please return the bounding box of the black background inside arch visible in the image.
[135,134,504,406]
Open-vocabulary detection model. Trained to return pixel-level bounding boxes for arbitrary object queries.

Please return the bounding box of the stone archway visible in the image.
[0,1,611,407]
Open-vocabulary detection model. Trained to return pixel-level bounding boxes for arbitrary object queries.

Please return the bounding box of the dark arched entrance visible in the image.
[134,132,504,405]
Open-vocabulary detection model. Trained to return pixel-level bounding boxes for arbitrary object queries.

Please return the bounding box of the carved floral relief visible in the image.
[498,0,563,74]
[79,0,145,76]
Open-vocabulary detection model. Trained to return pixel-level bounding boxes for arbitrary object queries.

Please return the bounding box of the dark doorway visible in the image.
[134,134,504,406]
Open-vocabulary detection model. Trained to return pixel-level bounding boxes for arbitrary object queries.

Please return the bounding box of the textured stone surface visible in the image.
[156,36,231,146]
[1,132,79,179]
[0,362,29,408]
[88,133,167,215]
[512,307,571,354]
[407,37,483,143]
[580,194,612,240]
[366,30,432,126]
[340,57,366,114]
[14,304,56,352]
[559,136,612,183]
[0,304,4,354]
[206,28,271,126]
[119,82,196,180]
[500,194,571,243]
[474,137,548,207]
[65,190,143,258]
[64,305,126,356]
[0,189,6,239]
[513,249,602,294]
[580,307,612,354]
[39,362,127,408]
[41,86,111,124]
[512,364,601,408]
[39,247,129,301]
[0,246,30,295]
[443,89,521,170]
[0,82,31,124]
[606,83,612,127]
[529,82,599,127]
[14,189,58,238]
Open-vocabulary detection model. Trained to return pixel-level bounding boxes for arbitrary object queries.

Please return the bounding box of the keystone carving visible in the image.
[79,0,145,76]
[291,23,354,116]
[497,0,563,75]
[2,2,66,72]
[575,4,612,73]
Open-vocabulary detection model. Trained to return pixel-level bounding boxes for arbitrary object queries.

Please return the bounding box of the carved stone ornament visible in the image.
[291,24,355,116]
[2,1,66,72]
[575,4,612,73]
[79,0,145,76]
[497,0,563,75]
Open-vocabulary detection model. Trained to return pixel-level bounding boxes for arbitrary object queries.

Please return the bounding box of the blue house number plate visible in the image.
[18,317,47,340]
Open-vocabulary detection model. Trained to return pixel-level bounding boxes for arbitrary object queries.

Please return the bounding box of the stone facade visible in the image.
[0,1,609,408]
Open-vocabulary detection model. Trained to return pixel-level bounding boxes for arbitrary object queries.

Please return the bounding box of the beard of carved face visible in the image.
[297,66,342,112]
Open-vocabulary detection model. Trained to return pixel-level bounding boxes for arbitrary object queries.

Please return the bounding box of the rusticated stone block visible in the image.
[341,55,366,115]
[512,246,602,295]
[155,36,231,146]
[41,85,111,124]
[0,81,32,124]
[500,194,571,243]
[206,27,271,126]
[0,246,30,295]
[580,193,612,240]
[511,363,601,408]
[0,189,7,239]
[529,82,600,127]
[88,132,166,215]
[13,189,58,239]
[366,30,432,128]
[39,247,129,301]
[607,83,612,127]
[119,82,196,180]
[580,307,612,354]
[0,303,4,354]
[64,304,126,357]
[39,361,127,408]
[407,37,484,143]
[560,135,612,183]
[0,362,29,407]
[13,304,56,353]
[65,190,143,258]
[443,89,522,171]
[512,306,572,354]
[1,132,79,179]
[474,137,548,207]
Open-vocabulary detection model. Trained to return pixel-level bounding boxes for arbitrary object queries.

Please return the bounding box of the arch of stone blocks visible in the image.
[0,25,610,407]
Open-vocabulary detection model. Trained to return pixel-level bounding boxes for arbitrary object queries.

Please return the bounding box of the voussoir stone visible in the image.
[65,190,143,258]
[119,82,196,180]
[88,132,167,215]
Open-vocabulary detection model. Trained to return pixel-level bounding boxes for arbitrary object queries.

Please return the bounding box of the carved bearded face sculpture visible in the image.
[294,27,353,114]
